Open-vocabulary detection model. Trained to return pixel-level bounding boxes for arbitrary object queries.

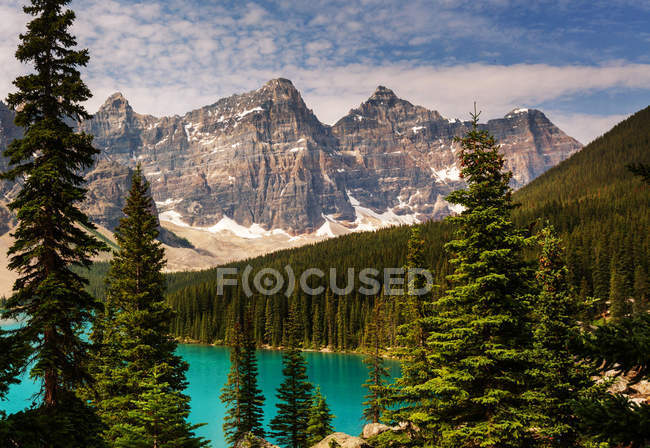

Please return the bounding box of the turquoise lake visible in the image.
[1,341,400,447]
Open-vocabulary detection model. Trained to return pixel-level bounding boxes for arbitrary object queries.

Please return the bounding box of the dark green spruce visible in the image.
[362,300,390,424]
[397,111,539,447]
[529,226,595,446]
[0,0,107,445]
[220,313,265,445]
[306,387,335,446]
[87,167,206,447]
[574,162,650,448]
[270,304,314,448]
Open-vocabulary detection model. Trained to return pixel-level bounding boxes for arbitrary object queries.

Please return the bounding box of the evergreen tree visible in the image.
[239,313,265,439]
[362,301,390,424]
[306,387,335,446]
[88,167,204,447]
[396,110,538,447]
[270,305,313,448]
[220,322,244,445]
[633,264,648,313]
[115,363,206,448]
[609,261,628,321]
[627,162,650,184]
[530,226,595,446]
[389,226,431,419]
[0,0,107,444]
[577,311,650,447]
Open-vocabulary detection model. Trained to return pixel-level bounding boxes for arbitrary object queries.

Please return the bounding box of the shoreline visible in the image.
[175,337,401,360]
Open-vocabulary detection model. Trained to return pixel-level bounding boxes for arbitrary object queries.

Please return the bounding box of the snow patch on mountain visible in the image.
[431,165,461,182]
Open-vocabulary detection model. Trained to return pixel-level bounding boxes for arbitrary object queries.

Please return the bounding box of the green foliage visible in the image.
[0,391,107,448]
[529,226,596,446]
[514,106,650,320]
[165,220,452,350]
[0,0,107,413]
[576,393,650,448]
[270,305,314,448]
[627,162,650,184]
[220,312,266,445]
[306,387,335,446]
[397,112,539,447]
[112,364,207,448]
[86,167,204,447]
[363,301,390,424]
[574,265,650,447]
[221,322,244,444]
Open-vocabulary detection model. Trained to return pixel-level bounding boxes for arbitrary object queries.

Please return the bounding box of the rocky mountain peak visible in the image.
[370,85,398,101]
[104,92,129,106]
[0,79,582,247]
[262,77,297,92]
[98,92,136,120]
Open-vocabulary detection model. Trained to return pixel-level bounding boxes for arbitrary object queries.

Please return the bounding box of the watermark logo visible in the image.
[216,266,434,297]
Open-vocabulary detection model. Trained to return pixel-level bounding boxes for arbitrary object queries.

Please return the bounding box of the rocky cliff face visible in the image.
[0,101,22,234]
[0,79,581,239]
[330,87,581,224]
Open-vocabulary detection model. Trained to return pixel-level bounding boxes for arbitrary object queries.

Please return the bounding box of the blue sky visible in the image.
[1,0,650,143]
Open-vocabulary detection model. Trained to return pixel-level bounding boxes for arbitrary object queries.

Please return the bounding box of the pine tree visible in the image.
[609,261,628,321]
[530,226,595,446]
[633,264,648,313]
[270,305,314,448]
[115,363,207,448]
[238,312,265,440]
[306,387,335,446]
[362,301,390,424]
[389,226,431,417]
[0,0,107,444]
[577,311,650,447]
[312,300,323,350]
[627,162,650,184]
[396,110,539,447]
[88,167,204,447]
[220,321,244,445]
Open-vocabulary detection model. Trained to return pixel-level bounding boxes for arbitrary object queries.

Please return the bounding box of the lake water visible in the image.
[1,342,400,447]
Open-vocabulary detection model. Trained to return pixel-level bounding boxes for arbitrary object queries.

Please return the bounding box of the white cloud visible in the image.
[0,0,648,144]
[544,112,628,145]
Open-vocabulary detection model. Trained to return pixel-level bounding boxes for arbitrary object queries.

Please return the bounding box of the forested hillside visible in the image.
[86,107,650,350]
[514,106,650,317]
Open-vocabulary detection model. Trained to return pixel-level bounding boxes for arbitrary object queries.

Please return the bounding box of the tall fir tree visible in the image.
[238,312,266,440]
[270,304,313,448]
[115,363,207,448]
[0,0,107,445]
[362,300,390,424]
[394,110,539,447]
[87,167,204,447]
[220,321,244,445]
[530,226,595,446]
[306,387,335,446]
[389,226,431,418]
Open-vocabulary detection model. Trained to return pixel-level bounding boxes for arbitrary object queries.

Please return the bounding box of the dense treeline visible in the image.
[514,106,650,318]
[164,107,649,348]
[166,221,453,348]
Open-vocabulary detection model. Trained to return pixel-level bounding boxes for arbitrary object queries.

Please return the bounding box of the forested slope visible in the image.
[87,107,650,350]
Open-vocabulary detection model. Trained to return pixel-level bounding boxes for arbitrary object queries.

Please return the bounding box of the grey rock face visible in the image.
[0,80,581,237]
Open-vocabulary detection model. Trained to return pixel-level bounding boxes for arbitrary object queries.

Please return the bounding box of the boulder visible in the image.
[234,433,280,448]
[361,423,391,439]
[312,432,370,448]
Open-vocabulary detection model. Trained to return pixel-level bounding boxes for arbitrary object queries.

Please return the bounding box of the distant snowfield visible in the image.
[157,187,459,248]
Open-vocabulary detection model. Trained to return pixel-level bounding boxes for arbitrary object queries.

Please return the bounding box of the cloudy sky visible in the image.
[1,0,650,144]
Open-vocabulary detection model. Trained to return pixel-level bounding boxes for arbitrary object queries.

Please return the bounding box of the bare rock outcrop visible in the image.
[0,80,582,242]
[312,432,370,448]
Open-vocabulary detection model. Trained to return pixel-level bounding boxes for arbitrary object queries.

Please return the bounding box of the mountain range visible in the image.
[0,78,581,274]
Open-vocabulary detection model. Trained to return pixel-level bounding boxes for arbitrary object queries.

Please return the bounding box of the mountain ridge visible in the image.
[0,79,582,268]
